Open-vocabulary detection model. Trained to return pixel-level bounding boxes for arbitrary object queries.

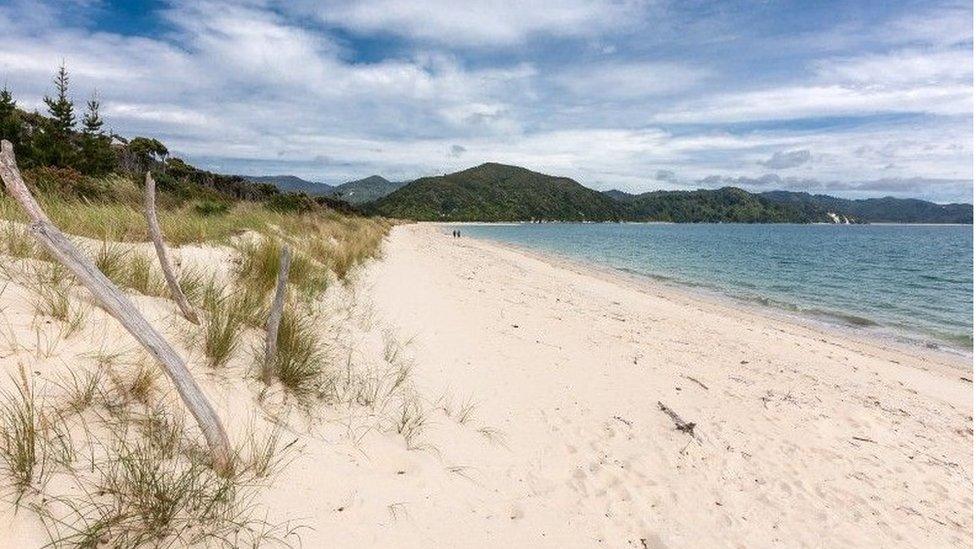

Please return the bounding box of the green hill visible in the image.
[761,191,973,224]
[244,175,334,196]
[370,163,623,221]
[622,187,826,223]
[370,164,825,222]
[334,175,405,204]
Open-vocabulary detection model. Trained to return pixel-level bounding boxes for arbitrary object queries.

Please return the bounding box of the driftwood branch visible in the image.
[263,245,292,385]
[0,140,231,472]
[657,401,697,437]
[144,172,199,324]
[681,375,709,391]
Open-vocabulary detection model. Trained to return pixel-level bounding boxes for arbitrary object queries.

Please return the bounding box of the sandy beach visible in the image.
[351,223,973,548]
[0,222,971,548]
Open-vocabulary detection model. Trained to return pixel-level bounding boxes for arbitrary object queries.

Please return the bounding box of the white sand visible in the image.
[0,223,971,548]
[340,223,972,548]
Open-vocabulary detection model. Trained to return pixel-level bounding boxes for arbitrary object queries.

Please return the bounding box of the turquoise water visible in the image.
[453,223,974,350]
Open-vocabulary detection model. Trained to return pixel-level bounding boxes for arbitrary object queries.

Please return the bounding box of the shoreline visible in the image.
[364,223,973,547]
[430,222,973,365]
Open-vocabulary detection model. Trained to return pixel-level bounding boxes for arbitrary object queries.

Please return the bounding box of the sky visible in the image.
[0,0,972,202]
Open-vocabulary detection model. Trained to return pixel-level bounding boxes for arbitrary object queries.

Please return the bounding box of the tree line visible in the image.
[0,63,174,179]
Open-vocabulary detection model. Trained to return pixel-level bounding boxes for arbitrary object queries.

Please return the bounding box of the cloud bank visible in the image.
[0,0,970,202]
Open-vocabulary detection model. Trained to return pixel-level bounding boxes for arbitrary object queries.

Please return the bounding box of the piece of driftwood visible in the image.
[657,400,696,437]
[263,245,292,385]
[0,140,231,472]
[682,375,709,391]
[144,172,199,324]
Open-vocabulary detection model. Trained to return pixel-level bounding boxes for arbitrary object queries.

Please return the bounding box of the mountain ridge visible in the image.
[367,163,973,223]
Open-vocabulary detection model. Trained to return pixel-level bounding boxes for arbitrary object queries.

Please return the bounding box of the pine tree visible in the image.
[0,84,25,160]
[0,85,15,118]
[79,90,115,175]
[44,62,75,135]
[82,92,103,135]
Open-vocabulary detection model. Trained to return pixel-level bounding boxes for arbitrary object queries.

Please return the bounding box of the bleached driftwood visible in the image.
[144,172,199,324]
[0,140,231,472]
[657,400,697,437]
[263,245,292,385]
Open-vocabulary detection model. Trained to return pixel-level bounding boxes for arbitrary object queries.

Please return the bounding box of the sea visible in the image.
[451,223,974,351]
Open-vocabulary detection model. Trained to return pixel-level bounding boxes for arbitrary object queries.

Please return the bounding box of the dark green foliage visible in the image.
[314,194,362,215]
[266,192,317,214]
[622,187,814,223]
[0,86,24,159]
[44,63,75,135]
[38,63,78,169]
[125,136,169,172]
[761,191,973,224]
[79,93,115,176]
[193,200,231,216]
[82,93,103,135]
[370,163,623,222]
[373,163,973,224]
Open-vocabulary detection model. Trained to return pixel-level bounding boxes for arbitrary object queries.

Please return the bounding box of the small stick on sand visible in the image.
[0,140,231,473]
[658,401,697,437]
[263,245,292,385]
[145,172,199,324]
[682,375,709,391]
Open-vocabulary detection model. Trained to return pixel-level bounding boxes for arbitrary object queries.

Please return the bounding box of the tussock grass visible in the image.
[267,306,327,400]
[392,397,428,449]
[33,409,301,547]
[57,369,103,415]
[235,236,329,299]
[195,279,269,368]
[200,288,251,369]
[2,261,90,338]
[0,365,302,547]
[93,243,166,297]
[31,281,88,338]
[124,253,166,297]
[0,222,37,258]
[0,371,47,501]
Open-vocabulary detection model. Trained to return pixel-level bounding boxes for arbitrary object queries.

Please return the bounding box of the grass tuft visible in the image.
[268,306,327,400]
[0,372,47,501]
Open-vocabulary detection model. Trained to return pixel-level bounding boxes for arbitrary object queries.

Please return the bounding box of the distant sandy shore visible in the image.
[360,223,972,547]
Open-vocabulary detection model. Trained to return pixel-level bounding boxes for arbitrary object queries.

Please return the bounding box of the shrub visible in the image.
[265,193,316,214]
[193,200,230,216]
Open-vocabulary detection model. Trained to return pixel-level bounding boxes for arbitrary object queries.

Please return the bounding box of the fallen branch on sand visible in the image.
[0,140,231,473]
[682,375,709,391]
[657,401,697,437]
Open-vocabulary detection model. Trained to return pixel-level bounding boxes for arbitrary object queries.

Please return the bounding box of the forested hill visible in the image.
[759,191,973,224]
[334,175,406,204]
[369,164,827,222]
[244,175,334,196]
[369,162,972,223]
[369,163,623,221]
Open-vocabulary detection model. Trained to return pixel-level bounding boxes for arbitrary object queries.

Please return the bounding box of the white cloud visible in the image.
[291,0,649,46]
[816,49,972,87]
[553,62,709,100]
[0,0,969,202]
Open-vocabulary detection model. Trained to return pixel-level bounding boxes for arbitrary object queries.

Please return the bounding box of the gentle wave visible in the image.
[455,223,973,350]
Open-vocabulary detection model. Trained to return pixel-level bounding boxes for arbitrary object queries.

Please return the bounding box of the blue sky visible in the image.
[0,0,971,202]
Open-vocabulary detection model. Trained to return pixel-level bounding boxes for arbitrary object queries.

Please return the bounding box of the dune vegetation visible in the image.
[0,65,439,548]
